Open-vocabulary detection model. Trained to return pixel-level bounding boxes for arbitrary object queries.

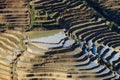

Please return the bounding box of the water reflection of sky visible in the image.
[25,32,66,44]
[63,40,75,47]
[24,32,75,49]
[33,41,63,49]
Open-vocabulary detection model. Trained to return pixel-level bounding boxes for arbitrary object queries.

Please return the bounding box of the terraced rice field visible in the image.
[0,0,120,80]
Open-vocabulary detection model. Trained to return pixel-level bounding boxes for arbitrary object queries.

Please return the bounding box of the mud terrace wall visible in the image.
[86,0,120,26]
[0,0,30,30]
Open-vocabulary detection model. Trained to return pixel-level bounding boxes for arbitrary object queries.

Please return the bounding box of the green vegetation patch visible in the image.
[19,39,27,50]
[27,4,36,30]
